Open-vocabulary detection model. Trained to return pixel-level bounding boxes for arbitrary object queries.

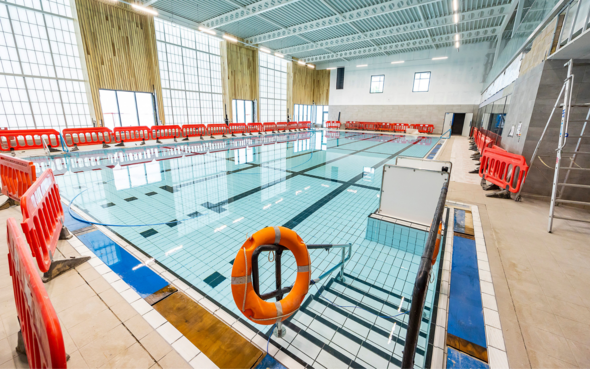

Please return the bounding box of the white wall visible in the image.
[318,43,492,106]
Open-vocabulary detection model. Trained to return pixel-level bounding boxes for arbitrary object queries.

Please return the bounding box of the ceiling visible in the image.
[142,0,517,64]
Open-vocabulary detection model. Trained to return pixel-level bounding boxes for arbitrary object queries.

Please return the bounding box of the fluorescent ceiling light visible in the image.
[131,4,158,15]
[455,34,460,41]
[223,34,238,42]
[357,64,368,67]
[453,13,459,23]
[198,26,216,36]
[274,52,284,58]
[453,0,458,11]
[455,42,460,48]
[432,56,448,60]
[298,60,306,65]
[391,61,404,64]
[326,67,336,70]
[259,46,271,53]
[307,64,315,69]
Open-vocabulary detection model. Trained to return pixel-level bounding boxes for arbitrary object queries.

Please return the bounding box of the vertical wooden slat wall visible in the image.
[290,62,330,113]
[75,0,165,126]
[220,41,259,122]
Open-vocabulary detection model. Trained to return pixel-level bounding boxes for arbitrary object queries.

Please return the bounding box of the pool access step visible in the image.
[269,274,430,368]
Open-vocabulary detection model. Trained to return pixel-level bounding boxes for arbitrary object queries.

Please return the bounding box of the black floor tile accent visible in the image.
[101,202,115,208]
[229,260,234,265]
[203,271,226,288]
[187,211,202,218]
[124,197,138,202]
[201,202,227,214]
[140,228,158,238]
[145,192,158,196]
[166,219,178,228]
[160,185,174,193]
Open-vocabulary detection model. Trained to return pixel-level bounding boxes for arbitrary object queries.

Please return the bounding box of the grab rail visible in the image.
[401,182,449,369]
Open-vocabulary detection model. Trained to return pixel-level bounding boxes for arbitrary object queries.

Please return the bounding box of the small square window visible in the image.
[370,75,384,93]
[413,72,431,92]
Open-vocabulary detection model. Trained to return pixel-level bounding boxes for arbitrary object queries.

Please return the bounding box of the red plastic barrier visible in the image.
[0,129,61,152]
[248,123,263,134]
[20,169,64,273]
[345,121,354,129]
[7,217,67,369]
[276,122,288,132]
[479,147,529,193]
[114,126,152,143]
[151,125,182,140]
[393,123,407,133]
[263,123,277,132]
[326,131,340,139]
[287,122,298,131]
[0,154,36,202]
[62,127,114,147]
[207,124,229,137]
[298,121,311,130]
[229,123,247,136]
[182,124,207,138]
[326,121,340,129]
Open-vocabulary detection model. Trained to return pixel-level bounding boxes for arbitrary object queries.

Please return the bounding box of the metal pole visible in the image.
[338,247,345,282]
[549,60,573,233]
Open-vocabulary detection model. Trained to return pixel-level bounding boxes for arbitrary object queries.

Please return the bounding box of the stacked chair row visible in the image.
[0,121,313,152]
[470,128,529,201]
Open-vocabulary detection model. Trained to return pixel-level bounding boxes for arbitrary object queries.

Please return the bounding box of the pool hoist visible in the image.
[231,226,352,337]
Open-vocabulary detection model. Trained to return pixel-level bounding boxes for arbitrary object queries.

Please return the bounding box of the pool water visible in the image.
[31,130,442,369]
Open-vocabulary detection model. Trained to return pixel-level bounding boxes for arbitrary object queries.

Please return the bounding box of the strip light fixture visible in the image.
[259,46,271,54]
[198,26,216,36]
[357,64,368,67]
[432,56,448,60]
[223,34,238,42]
[131,4,158,15]
[391,61,404,64]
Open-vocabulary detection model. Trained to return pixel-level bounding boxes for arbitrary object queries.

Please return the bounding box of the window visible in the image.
[99,90,155,129]
[259,52,287,122]
[294,104,328,125]
[155,19,223,125]
[370,75,384,93]
[0,1,91,130]
[232,100,254,123]
[413,72,431,92]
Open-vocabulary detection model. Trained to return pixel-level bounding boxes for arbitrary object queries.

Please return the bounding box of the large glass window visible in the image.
[232,99,254,123]
[294,104,328,125]
[370,75,384,93]
[259,52,287,122]
[99,89,155,129]
[155,19,223,125]
[413,72,431,92]
[0,1,91,130]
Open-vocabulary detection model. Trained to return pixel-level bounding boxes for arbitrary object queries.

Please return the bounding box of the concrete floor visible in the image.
[439,136,590,369]
[0,133,589,368]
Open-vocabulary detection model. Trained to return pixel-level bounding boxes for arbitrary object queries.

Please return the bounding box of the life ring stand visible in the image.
[231,226,311,326]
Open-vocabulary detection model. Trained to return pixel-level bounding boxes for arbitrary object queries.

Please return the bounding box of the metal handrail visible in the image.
[401,182,449,369]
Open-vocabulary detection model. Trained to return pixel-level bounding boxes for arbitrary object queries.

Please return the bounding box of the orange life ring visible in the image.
[431,224,442,266]
[231,226,311,325]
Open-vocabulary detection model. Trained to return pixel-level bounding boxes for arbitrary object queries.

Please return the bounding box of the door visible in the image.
[443,113,454,135]
[451,113,466,135]
[462,113,473,136]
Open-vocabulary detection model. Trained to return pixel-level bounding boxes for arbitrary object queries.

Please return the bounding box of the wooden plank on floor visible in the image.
[153,291,264,369]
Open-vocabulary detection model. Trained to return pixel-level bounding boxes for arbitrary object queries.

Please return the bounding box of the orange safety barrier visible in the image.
[62,127,114,148]
[345,121,354,129]
[229,123,248,136]
[0,129,61,152]
[182,124,207,140]
[377,123,391,132]
[113,126,152,145]
[394,123,408,133]
[326,121,340,129]
[151,125,182,141]
[479,147,529,194]
[7,218,68,369]
[207,124,229,138]
[248,123,264,135]
[263,123,277,133]
[276,122,288,132]
[0,154,36,204]
[20,169,65,273]
[287,122,299,131]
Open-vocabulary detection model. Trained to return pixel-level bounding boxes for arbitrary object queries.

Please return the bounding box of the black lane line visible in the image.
[282,138,423,229]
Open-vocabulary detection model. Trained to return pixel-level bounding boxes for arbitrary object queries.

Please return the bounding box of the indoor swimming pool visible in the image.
[30,130,442,369]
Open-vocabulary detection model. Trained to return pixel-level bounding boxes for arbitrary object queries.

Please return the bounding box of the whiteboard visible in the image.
[378,165,450,227]
[395,157,452,173]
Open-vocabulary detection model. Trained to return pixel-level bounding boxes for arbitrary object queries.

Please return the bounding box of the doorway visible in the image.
[451,113,466,135]
[99,90,156,129]
[232,100,255,123]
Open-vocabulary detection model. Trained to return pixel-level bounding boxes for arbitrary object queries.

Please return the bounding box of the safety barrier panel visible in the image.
[151,125,182,141]
[326,131,340,139]
[263,123,277,132]
[345,121,354,129]
[7,218,68,369]
[182,124,207,139]
[62,127,114,147]
[114,126,152,144]
[20,169,65,273]
[287,122,299,131]
[326,121,341,129]
[393,123,408,133]
[248,123,263,134]
[229,123,247,136]
[0,155,36,203]
[298,121,311,130]
[207,124,229,138]
[411,124,435,134]
[276,122,288,132]
[479,147,529,193]
[0,129,61,152]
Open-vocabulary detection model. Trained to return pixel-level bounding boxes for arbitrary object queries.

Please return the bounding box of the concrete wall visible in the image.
[317,43,492,134]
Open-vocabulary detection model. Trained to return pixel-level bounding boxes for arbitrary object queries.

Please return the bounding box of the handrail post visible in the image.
[401,182,449,369]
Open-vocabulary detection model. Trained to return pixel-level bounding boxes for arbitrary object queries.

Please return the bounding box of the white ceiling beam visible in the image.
[277,5,507,55]
[202,0,303,29]
[244,0,444,44]
[303,25,502,62]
